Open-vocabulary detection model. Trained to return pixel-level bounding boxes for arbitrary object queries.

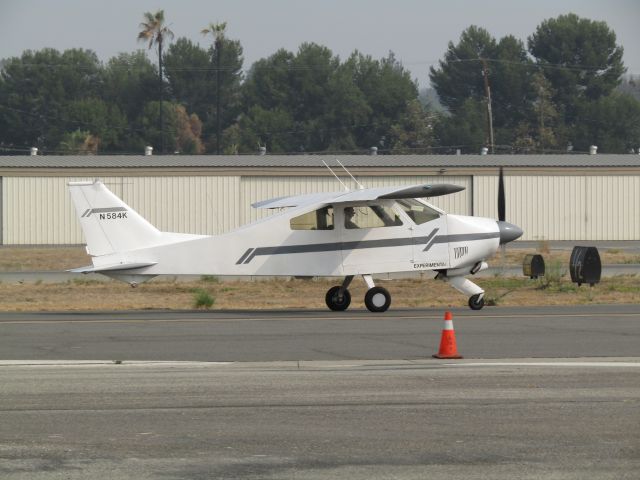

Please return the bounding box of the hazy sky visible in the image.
[1,0,638,87]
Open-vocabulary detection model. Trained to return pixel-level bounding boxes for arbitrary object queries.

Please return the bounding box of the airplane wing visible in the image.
[251,192,340,209]
[252,184,464,209]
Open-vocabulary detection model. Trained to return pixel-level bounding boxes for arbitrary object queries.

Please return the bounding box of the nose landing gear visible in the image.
[436,271,486,311]
[468,293,485,310]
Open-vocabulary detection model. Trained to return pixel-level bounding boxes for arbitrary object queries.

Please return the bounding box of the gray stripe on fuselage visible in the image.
[426,232,501,247]
[236,230,500,264]
[236,248,255,265]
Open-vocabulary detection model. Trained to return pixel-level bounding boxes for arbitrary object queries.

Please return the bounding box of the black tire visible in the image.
[325,286,351,311]
[468,293,485,310]
[364,286,391,313]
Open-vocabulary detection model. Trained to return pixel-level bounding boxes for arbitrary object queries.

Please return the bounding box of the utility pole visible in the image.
[159,37,165,155]
[215,37,222,155]
[202,22,227,155]
[481,58,495,154]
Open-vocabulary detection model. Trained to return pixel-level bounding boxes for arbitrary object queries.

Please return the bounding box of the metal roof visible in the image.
[1,154,639,169]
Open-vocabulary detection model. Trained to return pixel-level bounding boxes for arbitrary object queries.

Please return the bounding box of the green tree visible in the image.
[63,98,127,151]
[242,49,295,112]
[138,10,174,153]
[350,51,418,150]
[432,98,486,153]
[0,48,102,150]
[429,26,496,112]
[241,45,416,153]
[389,99,434,154]
[138,101,204,154]
[510,72,565,153]
[102,51,159,123]
[164,38,212,122]
[528,13,625,125]
[572,93,640,153]
[242,44,360,152]
[231,106,295,153]
[491,35,535,131]
[531,72,561,152]
[57,129,99,154]
[429,27,534,150]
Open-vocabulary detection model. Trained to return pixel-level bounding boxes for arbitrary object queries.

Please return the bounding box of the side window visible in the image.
[397,199,440,224]
[290,206,334,230]
[344,205,403,229]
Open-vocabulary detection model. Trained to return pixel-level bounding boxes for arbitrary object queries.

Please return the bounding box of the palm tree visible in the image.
[138,10,174,154]
[201,22,227,154]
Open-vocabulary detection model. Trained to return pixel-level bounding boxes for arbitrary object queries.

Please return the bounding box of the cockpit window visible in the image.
[344,205,403,229]
[290,206,334,230]
[396,199,440,224]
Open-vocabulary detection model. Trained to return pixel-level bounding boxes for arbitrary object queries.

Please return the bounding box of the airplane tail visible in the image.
[69,180,165,257]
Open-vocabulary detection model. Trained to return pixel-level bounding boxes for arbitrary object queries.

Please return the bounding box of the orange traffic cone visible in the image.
[433,311,463,359]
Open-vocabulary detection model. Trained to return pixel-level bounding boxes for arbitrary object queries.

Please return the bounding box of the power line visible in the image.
[3,58,637,75]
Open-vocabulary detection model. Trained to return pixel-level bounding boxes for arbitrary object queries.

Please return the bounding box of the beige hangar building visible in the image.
[0,154,639,246]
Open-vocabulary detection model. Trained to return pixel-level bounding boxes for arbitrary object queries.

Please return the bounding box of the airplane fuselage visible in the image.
[102,208,500,280]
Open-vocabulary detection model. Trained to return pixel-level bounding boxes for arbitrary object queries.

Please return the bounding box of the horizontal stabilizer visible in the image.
[68,261,157,274]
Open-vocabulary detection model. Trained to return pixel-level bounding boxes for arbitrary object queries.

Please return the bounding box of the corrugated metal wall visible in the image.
[1,174,638,244]
[2,176,241,244]
[474,175,640,241]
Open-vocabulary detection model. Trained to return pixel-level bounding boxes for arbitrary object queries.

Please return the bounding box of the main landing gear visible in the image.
[325,274,391,313]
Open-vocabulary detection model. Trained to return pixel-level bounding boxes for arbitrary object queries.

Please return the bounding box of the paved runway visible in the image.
[1,304,639,361]
[1,305,639,479]
[1,359,639,480]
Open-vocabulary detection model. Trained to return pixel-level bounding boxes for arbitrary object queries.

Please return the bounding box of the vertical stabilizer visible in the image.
[69,180,162,256]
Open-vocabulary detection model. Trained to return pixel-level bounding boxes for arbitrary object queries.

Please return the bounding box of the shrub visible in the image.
[193,288,215,309]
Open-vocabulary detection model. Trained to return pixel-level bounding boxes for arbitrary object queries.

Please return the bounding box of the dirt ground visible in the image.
[0,247,638,312]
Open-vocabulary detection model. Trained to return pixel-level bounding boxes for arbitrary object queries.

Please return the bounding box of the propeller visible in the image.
[496,166,523,245]
[498,166,505,223]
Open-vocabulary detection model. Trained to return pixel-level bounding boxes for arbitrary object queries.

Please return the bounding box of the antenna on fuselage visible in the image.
[322,160,350,191]
[336,159,365,190]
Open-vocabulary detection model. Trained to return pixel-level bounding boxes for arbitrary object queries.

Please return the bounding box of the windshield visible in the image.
[396,199,440,224]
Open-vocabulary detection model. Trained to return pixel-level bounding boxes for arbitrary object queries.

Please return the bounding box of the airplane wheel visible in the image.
[468,294,485,310]
[364,287,391,313]
[325,286,351,311]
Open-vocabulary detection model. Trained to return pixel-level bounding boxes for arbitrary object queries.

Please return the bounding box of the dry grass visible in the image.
[0,275,638,312]
[488,247,640,267]
[0,247,91,271]
[0,246,638,312]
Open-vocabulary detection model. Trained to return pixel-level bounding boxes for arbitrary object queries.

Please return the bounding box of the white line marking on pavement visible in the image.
[443,362,640,368]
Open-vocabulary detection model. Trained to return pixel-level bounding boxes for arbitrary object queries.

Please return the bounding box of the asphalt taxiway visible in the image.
[1,305,639,479]
[1,304,639,360]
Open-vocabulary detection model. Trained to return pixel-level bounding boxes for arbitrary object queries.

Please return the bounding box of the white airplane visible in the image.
[68,168,522,312]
